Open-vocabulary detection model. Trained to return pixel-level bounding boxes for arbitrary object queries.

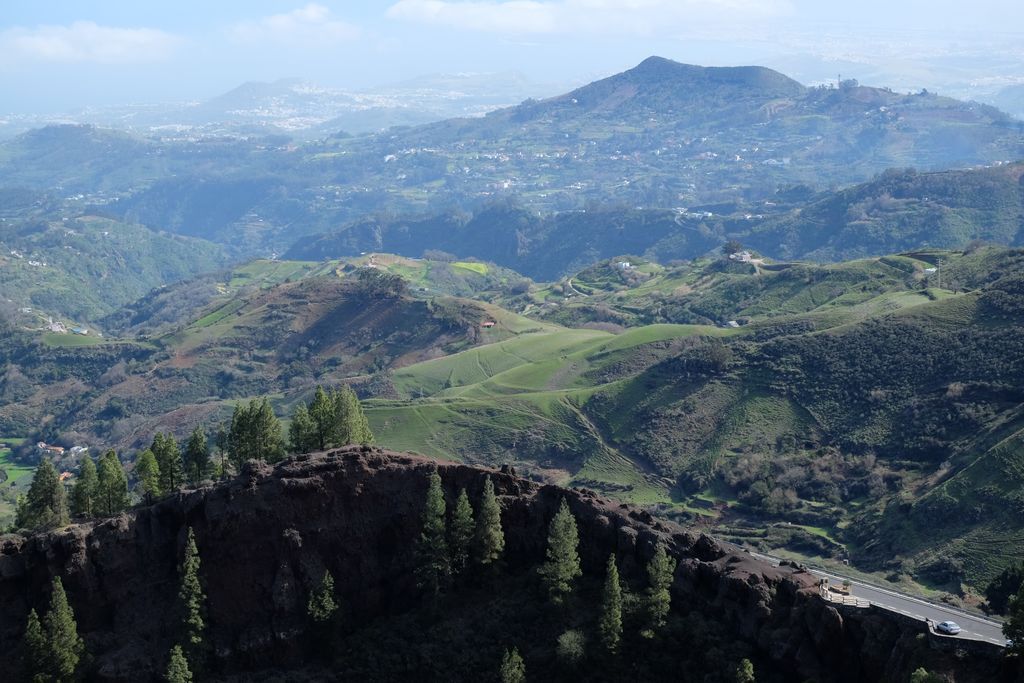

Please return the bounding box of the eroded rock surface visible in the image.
[0,447,1016,681]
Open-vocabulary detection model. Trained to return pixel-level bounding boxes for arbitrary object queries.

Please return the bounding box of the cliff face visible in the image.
[0,448,1015,681]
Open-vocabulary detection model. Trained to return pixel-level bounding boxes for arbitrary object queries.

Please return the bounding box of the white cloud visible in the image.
[0,21,181,64]
[229,4,361,45]
[388,1,557,33]
[386,0,791,35]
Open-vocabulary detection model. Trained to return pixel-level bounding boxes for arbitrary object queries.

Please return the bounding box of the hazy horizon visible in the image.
[2,1,1023,115]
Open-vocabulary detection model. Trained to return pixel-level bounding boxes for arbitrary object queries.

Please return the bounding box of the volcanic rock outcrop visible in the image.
[0,447,1015,681]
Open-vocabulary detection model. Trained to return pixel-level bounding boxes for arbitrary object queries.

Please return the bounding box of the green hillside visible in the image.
[365,247,1024,596]
[747,163,1024,261]
[9,245,1024,598]
[0,213,229,322]
[102,253,529,338]
[520,251,954,329]
[3,253,544,455]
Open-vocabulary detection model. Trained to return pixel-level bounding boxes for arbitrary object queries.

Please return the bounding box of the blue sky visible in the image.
[2,1,1022,112]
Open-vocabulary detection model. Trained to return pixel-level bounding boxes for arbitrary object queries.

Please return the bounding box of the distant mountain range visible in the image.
[0,72,568,140]
[1,57,1022,272]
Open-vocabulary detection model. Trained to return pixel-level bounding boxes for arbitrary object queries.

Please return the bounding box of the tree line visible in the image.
[13,386,373,533]
[408,469,756,681]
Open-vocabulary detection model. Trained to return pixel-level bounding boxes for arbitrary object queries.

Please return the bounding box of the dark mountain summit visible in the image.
[559,56,806,109]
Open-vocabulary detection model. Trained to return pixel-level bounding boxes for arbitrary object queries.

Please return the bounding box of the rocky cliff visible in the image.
[0,447,1017,681]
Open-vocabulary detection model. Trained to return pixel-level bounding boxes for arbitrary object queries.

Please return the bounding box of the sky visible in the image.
[2,1,1023,113]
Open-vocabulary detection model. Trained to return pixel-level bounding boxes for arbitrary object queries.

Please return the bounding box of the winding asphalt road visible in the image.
[749,553,1007,646]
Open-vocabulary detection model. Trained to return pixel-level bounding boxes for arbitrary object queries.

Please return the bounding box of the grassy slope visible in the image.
[368,249,1024,594]
[32,254,546,457]
[369,322,742,503]
[524,252,948,330]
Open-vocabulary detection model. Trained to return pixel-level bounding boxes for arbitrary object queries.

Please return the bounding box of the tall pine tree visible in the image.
[45,577,85,681]
[135,448,162,503]
[153,433,183,494]
[96,450,130,516]
[255,398,286,462]
[22,608,47,682]
[449,488,474,576]
[309,386,335,450]
[644,542,676,634]
[334,385,373,445]
[71,455,98,518]
[539,498,581,604]
[414,469,450,597]
[599,554,623,653]
[18,459,69,530]
[228,399,286,465]
[183,428,209,486]
[288,403,317,454]
[178,528,207,673]
[473,476,504,569]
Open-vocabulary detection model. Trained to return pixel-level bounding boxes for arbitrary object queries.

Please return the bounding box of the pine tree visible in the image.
[135,448,162,503]
[153,433,183,494]
[599,554,623,653]
[166,645,193,683]
[96,450,130,516]
[178,528,207,672]
[19,459,69,530]
[307,570,339,623]
[449,488,474,575]
[309,386,336,450]
[288,403,317,454]
[182,428,209,486]
[228,399,285,465]
[735,658,756,683]
[45,577,84,681]
[71,455,98,518]
[415,469,449,597]
[23,608,47,682]
[473,476,504,569]
[1005,580,1024,656]
[539,498,581,604]
[644,542,676,634]
[255,398,286,463]
[499,647,526,683]
[334,385,373,445]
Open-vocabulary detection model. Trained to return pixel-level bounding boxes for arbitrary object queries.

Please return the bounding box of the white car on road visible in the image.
[936,621,962,635]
